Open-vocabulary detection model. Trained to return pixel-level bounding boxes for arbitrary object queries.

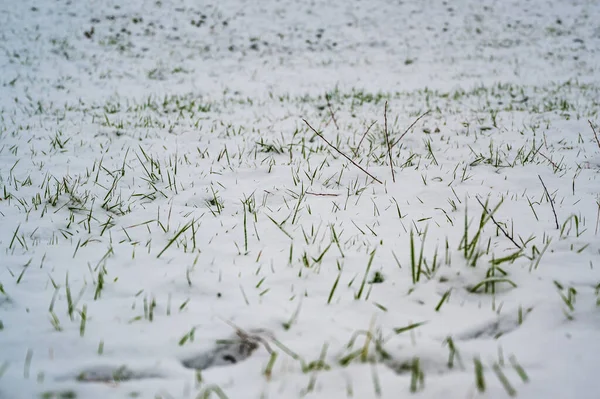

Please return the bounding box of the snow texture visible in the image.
[1,0,600,398]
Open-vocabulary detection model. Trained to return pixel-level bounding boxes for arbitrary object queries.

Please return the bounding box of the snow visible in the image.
[1,0,599,398]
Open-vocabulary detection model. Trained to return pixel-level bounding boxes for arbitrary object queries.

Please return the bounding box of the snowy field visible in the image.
[1,0,600,398]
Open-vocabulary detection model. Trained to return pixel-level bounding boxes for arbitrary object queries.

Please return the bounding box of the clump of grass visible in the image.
[410,357,425,393]
[459,198,502,267]
[554,281,577,319]
[469,251,522,294]
[410,227,432,283]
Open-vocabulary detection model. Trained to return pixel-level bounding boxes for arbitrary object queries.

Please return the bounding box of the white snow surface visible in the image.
[1,0,600,398]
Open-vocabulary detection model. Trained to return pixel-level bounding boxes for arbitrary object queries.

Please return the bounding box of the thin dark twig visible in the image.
[527,143,544,163]
[589,120,600,150]
[476,197,522,249]
[306,192,340,197]
[383,101,395,183]
[538,151,561,171]
[538,175,559,229]
[354,120,377,156]
[390,110,431,149]
[303,119,382,184]
[326,94,339,130]
[595,200,599,235]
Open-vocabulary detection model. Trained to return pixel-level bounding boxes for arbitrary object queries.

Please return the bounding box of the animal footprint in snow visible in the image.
[182,327,274,370]
[455,309,532,341]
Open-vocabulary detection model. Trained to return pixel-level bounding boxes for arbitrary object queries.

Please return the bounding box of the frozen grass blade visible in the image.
[509,355,529,383]
[65,274,74,320]
[356,249,376,300]
[383,101,395,183]
[410,226,429,283]
[410,357,425,393]
[392,321,427,335]
[444,337,463,369]
[283,299,302,330]
[371,361,382,397]
[435,289,451,311]
[538,175,559,229]
[470,277,517,293]
[267,215,293,240]
[474,356,485,393]
[79,305,87,337]
[493,363,517,397]
[49,311,62,332]
[157,219,193,258]
[241,200,248,253]
[178,327,197,346]
[93,267,106,301]
[24,349,33,379]
[530,239,552,271]
[263,351,278,380]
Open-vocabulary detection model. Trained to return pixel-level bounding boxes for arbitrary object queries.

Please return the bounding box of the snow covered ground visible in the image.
[1,0,600,398]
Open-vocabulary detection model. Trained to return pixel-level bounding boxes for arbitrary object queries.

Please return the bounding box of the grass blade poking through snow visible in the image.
[410,357,425,393]
[474,356,485,393]
[356,249,376,300]
[383,101,395,183]
[267,215,293,240]
[157,219,194,258]
[410,226,429,283]
[493,363,517,397]
[264,351,278,381]
[444,337,463,369]
[328,272,341,304]
[435,289,452,311]
[392,321,427,335]
[509,355,530,383]
[469,277,517,294]
[79,305,87,337]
